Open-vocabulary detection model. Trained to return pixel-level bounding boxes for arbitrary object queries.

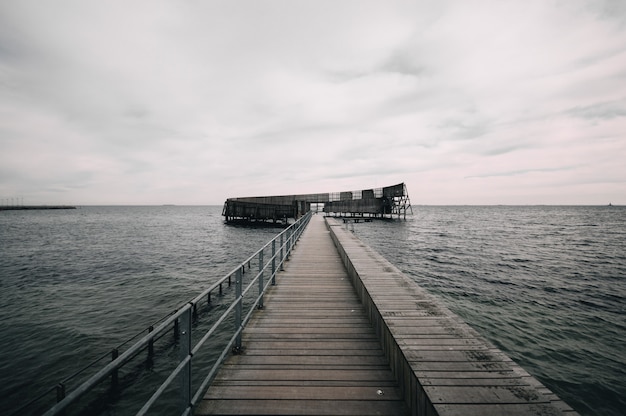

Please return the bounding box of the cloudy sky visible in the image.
[1,0,625,205]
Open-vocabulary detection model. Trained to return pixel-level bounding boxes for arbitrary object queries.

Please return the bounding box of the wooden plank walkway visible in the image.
[326,218,579,416]
[196,214,409,415]
[196,215,578,416]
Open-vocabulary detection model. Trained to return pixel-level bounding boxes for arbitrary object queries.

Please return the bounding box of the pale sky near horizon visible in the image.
[1,0,625,206]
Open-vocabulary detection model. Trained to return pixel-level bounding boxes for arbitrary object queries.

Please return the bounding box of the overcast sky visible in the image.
[1,0,625,205]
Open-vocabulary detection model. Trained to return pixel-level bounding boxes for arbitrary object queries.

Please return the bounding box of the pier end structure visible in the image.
[222,182,412,223]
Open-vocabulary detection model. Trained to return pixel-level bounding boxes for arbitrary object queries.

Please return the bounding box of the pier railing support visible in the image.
[111,349,119,392]
[280,234,284,271]
[271,240,276,285]
[179,306,192,414]
[55,383,65,403]
[234,268,243,351]
[258,250,264,309]
[147,326,154,364]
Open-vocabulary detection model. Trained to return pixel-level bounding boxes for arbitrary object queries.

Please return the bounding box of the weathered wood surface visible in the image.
[196,214,409,415]
[326,217,579,416]
[197,214,578,416]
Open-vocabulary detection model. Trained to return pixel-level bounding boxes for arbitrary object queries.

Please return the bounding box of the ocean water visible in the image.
[0,206,279,415]
[351,205,626,416]
[0,205,624,415]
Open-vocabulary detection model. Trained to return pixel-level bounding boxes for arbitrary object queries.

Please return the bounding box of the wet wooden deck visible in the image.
[196,215,578,416]
[196,214,408,415]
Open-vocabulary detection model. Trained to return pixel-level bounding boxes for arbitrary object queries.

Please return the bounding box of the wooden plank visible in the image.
[211,380,401,387]
[423,385,550,404]
[409,360,513,372]
[213,369,398,382]
[433,403,564,416]
[238,333,378,341]
[242,327,375,335]
[228,355,389,366]
[415,371,518,380]
[204,385,402,400]
[197,399,407,416]
[241,340,383,349]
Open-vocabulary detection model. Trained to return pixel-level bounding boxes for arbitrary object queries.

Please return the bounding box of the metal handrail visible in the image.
[41,211,312,416]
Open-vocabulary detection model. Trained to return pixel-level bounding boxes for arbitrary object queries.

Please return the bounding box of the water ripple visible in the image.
[353,206,626,416]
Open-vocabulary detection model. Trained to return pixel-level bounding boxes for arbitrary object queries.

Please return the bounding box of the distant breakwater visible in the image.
[0,205,76,211]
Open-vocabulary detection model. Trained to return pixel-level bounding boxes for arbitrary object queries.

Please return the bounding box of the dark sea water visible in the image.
[0,205,624,415]
[0,206,279,415]
[352,206,626,416]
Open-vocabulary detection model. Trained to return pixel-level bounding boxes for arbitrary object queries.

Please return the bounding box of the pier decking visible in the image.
[197,215,578,415]
[197,214,408,415]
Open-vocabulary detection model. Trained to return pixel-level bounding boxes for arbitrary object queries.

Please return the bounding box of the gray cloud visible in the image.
[466,166,579,179]
[567,100,626,120]
[1,0,625,205]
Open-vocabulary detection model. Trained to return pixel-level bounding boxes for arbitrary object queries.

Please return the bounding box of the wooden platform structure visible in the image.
[197,215,578,416]
[222,183,412,223]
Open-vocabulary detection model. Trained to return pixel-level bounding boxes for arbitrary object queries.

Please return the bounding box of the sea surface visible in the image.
[0,205,624,415]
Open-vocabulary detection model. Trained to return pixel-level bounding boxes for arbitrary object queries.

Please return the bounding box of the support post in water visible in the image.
[179,306,192,414]
[234,268,243,352]
[111,349,119,392]
[258,249,264,309]
[56,383,65,403]
[147,326,154,363]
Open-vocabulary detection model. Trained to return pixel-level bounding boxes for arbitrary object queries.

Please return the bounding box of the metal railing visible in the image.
[40,211,312,416]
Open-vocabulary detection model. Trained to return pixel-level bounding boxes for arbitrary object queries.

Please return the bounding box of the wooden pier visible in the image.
[197,215,578,416]
[197,214,408,415]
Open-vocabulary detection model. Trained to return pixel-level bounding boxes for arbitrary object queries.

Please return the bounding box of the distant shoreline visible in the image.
[0,205,76,211]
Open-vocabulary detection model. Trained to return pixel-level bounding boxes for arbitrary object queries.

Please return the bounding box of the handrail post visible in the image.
[258,250,264,309]
[234,268,243,351]
[56,383,65,403]
[286,229,291,260]
[111,349,119,392]
[179,306,192,414]
[280,234,284,271]
[147,326,154,364]
[271,240,276,285]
